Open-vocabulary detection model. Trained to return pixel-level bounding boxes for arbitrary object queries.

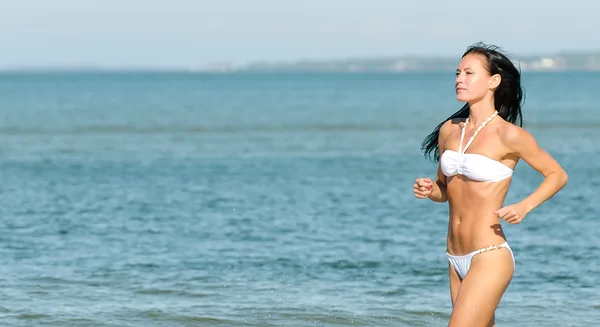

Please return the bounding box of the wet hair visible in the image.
[420,42,525,163]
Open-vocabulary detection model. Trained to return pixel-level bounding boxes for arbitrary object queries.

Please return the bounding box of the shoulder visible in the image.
[439,118,464,140]
[498,122,539,154]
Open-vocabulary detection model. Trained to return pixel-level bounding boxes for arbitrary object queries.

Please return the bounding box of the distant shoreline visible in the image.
[2,51,600,74]
[200,52,600,73]
[1,68,599,74]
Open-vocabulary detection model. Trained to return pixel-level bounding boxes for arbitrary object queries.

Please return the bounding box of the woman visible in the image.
[413,42,568,327]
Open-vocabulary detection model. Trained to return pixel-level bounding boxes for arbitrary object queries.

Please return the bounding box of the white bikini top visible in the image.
[440,111,513,182]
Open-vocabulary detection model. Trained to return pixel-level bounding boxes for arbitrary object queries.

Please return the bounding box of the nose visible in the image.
[455,74,466,86]
[455,73,464,83]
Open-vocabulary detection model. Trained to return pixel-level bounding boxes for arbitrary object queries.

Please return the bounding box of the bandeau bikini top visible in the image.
[440,111,513,182]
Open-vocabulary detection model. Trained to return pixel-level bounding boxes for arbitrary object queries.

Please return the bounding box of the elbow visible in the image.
[561,171,569,187]
[557,170,568,189]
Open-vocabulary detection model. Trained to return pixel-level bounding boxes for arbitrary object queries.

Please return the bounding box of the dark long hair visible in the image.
[420,42,525,163]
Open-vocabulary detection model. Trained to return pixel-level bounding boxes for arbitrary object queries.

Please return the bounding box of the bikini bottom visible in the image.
[446,242,515,279]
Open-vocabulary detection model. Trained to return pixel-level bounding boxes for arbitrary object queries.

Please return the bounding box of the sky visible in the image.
[1,0,599,69]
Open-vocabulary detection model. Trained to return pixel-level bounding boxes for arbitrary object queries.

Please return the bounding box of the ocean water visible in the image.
[0,71,598,326]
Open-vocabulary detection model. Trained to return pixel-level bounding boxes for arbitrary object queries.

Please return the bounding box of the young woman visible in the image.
[413,43,568,327]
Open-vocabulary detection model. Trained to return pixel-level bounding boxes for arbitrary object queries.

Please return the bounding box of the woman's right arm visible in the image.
[428,163,448,202]
[427,120,452,203]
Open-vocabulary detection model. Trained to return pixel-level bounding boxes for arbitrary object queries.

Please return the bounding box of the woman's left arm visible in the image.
[494,125,568,224]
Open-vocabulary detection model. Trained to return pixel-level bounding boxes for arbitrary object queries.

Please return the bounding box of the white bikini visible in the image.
[440,110,513,183]
[439,110,515,279]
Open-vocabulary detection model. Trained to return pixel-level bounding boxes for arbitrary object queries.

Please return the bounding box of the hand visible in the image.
[494,203,529,224]
[414,177,433,199]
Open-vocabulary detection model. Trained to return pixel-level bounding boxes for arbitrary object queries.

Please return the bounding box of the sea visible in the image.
[0,71,598,326]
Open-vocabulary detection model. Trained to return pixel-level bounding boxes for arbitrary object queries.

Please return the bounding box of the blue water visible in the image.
[0,71,598,326]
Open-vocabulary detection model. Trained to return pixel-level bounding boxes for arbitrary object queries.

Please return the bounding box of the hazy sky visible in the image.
[1,0,599,68]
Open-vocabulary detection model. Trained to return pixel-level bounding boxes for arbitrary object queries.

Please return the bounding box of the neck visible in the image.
[467,98,496,126]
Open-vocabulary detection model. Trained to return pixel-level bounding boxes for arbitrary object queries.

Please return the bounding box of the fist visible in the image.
[414,177,433,199]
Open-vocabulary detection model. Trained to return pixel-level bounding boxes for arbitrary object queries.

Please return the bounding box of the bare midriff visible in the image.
[445,175,512,255]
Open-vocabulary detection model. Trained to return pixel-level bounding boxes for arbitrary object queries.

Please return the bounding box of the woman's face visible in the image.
[455,53,497,103]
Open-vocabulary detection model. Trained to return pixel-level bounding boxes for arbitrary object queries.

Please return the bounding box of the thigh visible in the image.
[447,248,514,327]
[448,262,462,307]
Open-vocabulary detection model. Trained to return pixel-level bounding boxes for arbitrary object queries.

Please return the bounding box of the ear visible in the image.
[489,74,501,89]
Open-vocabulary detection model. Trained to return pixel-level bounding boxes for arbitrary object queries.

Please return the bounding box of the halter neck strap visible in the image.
[459,110,498,154]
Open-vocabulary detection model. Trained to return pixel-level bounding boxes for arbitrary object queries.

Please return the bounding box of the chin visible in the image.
[456,95,469,102]
[456,93,481,103]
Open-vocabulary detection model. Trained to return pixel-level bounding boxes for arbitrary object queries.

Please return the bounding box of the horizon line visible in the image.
[1,48,600,73]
